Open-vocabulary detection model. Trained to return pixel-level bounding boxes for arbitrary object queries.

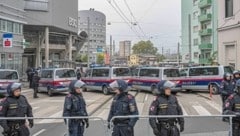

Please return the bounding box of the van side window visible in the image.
[113,68,130,76]
[139,69,159,77]
[92,69,109,77]
[56,70,76,78]
[0,71,18,79]
[189,67,219,76]
[163,69,180,77]
[41,70,53,78]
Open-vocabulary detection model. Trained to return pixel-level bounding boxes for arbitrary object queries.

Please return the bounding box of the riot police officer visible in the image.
[107,79,139,136]
[32,71,40,98]
[63,80,89,136]
[224,79,240,136]
[0,83,33,136]
[233,70,240,83]
[220,73,235,104]
[149,80,184,136]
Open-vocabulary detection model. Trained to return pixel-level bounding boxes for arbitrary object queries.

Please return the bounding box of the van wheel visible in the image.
[48,89,53,97]
[151,85,157,94]
[210,84,219,95]
[102,86,109,95]
[83,87,87,92]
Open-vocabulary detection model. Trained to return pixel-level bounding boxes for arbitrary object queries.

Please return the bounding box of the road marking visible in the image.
[33,107,40,110]
[204,100,222,113]
[22,89,32,93]
[178,101,188,115]
[192,105,211,115]
[33,129,46,136]
[38,111,63,124]
[144,94,148,102]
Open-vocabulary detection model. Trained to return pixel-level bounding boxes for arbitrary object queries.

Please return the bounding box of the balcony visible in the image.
[198,13,212,22]
[199,0,212,8]
[199,43,212,50]
[199,58,210,64]
[199,29,212,36]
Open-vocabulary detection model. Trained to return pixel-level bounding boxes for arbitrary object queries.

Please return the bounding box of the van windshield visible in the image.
[224,66,234,73]
[113,68,131,77]
[0,71,18,80]
[56,69,76,78]
[163,69,180,77]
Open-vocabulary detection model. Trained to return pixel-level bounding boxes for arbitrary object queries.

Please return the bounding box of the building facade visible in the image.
[78,9,106,63]
[181,0,218,65]
[23,0,78,70]
[218,0,240,69]
[0,0,26,76]
[119,41,131,57]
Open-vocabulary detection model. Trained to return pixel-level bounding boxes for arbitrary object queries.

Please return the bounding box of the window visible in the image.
[163,69,180,77]
[41,70,53,78]
[225,0,233,18]
[193,38,199,45]
[113,68,131,76]
[189,67,219,76]
[194,52,199,58]
[193,0,198,6]
[92,69,109,77]
[224,66,234,73]
[0,71,18,80]
[0,20,7,32]
[56,69,76,78]
[24,0,49,11]
[193,26,199,33]
[7,21,13,32]
[193,11,198,20]
[139,69,159,77]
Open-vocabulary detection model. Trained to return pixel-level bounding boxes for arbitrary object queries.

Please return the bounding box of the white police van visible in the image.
[179,65,234,94]
[81,67,131,95]
[0,69,19,95]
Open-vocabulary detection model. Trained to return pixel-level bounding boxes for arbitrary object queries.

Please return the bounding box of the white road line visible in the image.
[178,101,188,115]
[192,105,211,115]
[38,111,63,124]
[204,100,222,113]
[33,107,40,110]
[144,94,148,102]
[33,129,46,136]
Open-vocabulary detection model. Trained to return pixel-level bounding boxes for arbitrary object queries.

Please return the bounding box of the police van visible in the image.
[38,68,77,96]
[81,67,131,95]
[131,67,182,94]
[179,66,234,94]
[0,69,19,95]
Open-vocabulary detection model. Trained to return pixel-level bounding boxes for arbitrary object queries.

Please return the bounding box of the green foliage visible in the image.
[96,53,104,64]
[156,53,165,62]
[132,40,158,55]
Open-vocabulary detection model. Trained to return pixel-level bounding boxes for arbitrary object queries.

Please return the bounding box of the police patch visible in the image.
[225,102,230,107]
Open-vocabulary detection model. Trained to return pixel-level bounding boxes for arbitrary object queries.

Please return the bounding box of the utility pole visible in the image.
[162,47,164,55]
[110,35,112,65]
[188,14,192,63]
[177,42,180,66]
[87,17,90,68]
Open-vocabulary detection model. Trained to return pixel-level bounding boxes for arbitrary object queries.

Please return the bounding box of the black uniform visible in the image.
[0,95,33,136]
[32,72,40,98]
[149,95,184,136]
[107,93,139,136]
[220,80,235,104]
[63,80,89,136]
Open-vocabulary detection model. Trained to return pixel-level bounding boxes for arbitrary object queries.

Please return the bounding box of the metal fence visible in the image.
[0,115,236,136]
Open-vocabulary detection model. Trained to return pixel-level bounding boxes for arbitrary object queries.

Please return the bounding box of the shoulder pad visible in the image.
[127,94,134,100]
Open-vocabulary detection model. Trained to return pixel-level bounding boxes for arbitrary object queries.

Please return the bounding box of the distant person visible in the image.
[149,80,184,136]
[63,80,89,136]
[26,67,32,82]
[107,79,139,136]
[76,69,81,80]
[32,71,40,98]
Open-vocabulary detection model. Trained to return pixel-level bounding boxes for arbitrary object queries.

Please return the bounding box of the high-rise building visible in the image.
[78,9,106,63]
[119,41,131,57]
[181,0,218,65]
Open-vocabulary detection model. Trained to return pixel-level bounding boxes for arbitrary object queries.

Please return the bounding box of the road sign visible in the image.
[3,33,13,48]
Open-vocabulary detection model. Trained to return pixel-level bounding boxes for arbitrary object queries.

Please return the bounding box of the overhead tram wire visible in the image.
[106,0,144,39]
[123,0,147,39]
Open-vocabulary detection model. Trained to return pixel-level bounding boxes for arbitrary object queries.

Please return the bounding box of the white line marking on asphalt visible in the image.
[38,111,63,124]
[204,100,222,113]
[192,105,211,115]
[178,101,188,115]
[33,107,40,110]
[144,94,148,102]
[22,89,32,93]
[33,129,46,136]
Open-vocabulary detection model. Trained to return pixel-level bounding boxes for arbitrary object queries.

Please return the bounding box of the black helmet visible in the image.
[154,80,176,95]
[7,83,21,96]
[109,79,128,92]
[69,80,85,93]
[233,70,240,77]
[223,73,232,80]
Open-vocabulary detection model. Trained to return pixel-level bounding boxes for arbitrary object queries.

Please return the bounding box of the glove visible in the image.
[29,120,34,128]
[179,123,184,132]
[153,128,160,135]
[85,119,89,128]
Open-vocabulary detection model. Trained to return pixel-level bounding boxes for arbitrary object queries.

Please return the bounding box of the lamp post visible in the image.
[87,17,90,68]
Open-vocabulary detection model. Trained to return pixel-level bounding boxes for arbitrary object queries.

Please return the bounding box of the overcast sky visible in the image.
[78,0,181,54]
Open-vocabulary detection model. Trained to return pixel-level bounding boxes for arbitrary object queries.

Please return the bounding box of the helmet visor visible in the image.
[163,81,176,89]
[74,81,85,88]
[11,83,21,91]
[109,80,119,90]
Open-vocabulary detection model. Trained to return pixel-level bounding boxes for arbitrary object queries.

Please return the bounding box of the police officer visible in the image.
[63,80,89,136]
[220,73,235,104]
[0,83,33,136]
[233,70,240,83]
[32,71,40,98]
[76,69,81,80]
[149,80,184,136]
[223,79,240,136]
[107,79,139,136]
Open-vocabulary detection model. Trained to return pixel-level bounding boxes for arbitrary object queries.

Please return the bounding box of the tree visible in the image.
[81,54,88,62]
[132,40,158,55]
[96,53,104,64]
[156,53,165,62]
[209,51,218,65]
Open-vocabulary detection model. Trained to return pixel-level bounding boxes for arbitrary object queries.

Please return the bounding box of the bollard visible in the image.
[209,84,213,99]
